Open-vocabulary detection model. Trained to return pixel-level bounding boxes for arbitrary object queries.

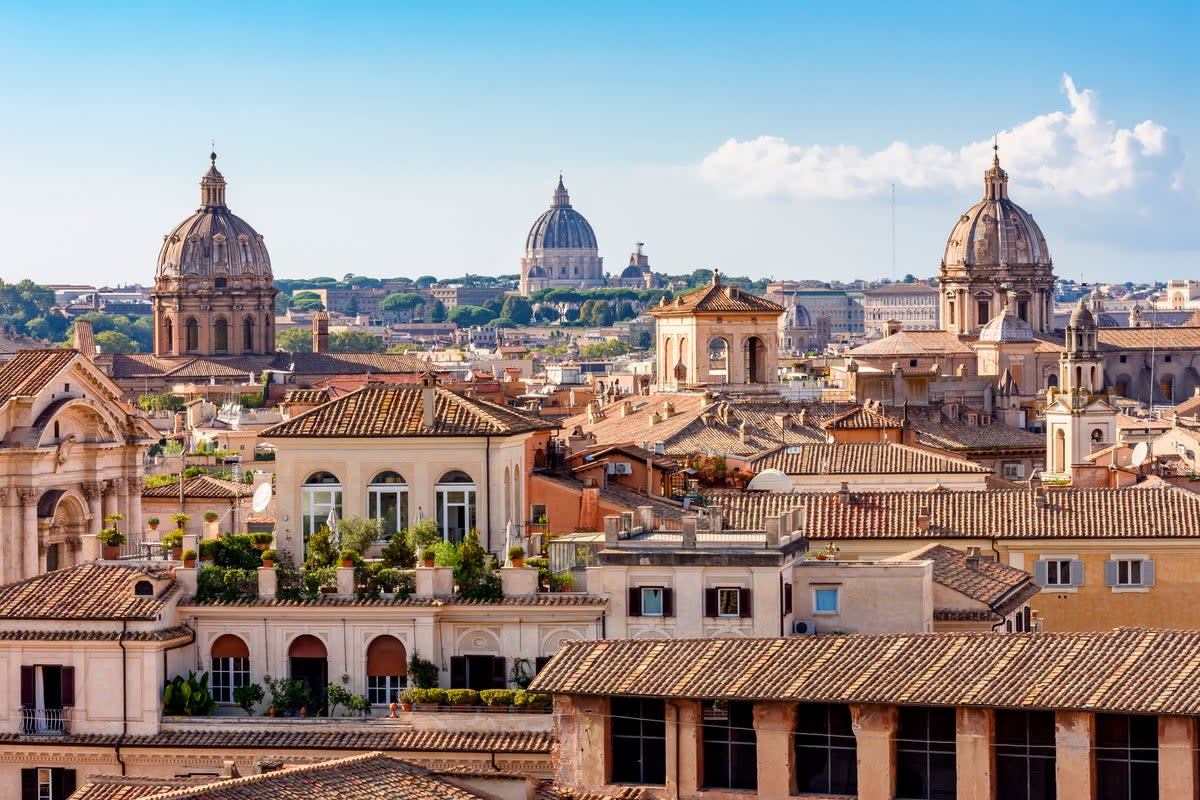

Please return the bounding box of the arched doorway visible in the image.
[210,634,250,704]
[709,337,729,383]
[288,635,327,713]
[745,336,766,384]
[39,490,87,573]
[366,635,407,705]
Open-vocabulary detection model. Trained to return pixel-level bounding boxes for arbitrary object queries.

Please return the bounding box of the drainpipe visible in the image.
[142,621,196,774]
[485,435,492,552]
[115,619,128,775]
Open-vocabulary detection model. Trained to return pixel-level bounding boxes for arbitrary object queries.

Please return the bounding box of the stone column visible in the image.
[1159,716,1198,799]
[754,701,798,797]
[1055,710,1095,800]
[115,478,129,543]
[670,699,701,797]
[956,707,995,800]
[101,479,117,524]
[17,489,40,579]
[125,477,143,543]
[852,704,898,800]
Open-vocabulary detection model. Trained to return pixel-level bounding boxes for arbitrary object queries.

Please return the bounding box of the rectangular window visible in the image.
[1106,559,1155,588]
[701,700,757,791]
[896,706,956,800]
[1035,559,1083,587]
[1096,713,1159,800]
[367,674,406,705]
[977,300,990,325]
[794,703,857,796]
[211,657,249,704]
[1002,461,1025,480]
[995,710,1056,800]
[641,587,664,617]
[716,588,740,618]
[814,588,839,614]
[610,697,666,785]
[21,769,75,800]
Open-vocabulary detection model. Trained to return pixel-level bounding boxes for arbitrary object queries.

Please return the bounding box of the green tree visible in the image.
[380,292,426,319]
[499,295,533,325]
[429,299,447,322]
[414,275,438,289]
[291,291,325,311]
[304,526,337,570]
[94,330,138,353]
[534,305,560,323]
[580,339,634,358]
[25,315,68,342]
[447,305,498,328]
[275,327,313,352]
[329,331,385,352]
[380,532,416,568]
[588,300,613,326]
[454,530,501,601]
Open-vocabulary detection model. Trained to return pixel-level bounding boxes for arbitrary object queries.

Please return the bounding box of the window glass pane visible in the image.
[717,589,739,616]
[641,588,663,616]
[610,698,666,785]
[814,589,838,612]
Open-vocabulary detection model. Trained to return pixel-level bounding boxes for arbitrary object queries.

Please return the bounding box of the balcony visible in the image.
[20,707,71,736]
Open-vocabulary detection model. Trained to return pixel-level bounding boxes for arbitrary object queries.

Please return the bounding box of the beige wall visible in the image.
[788,561,932,635]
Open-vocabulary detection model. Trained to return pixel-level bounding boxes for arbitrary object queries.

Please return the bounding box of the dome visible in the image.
[155,153,272,283]
[978,307,1034,342]
[746,468,793,493]
[942,152,1051,271]
[524,176,598,251]
[620,263,645,279]
[1069,298,1095,328]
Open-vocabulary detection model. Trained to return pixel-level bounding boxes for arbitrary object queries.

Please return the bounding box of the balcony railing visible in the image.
[20,707,70,735]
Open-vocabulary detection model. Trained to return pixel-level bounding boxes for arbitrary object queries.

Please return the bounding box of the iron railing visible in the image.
[20,707,70,735]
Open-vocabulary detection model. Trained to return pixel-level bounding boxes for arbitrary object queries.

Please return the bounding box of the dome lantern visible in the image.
[552,174,571,208]
[200,151,227,208]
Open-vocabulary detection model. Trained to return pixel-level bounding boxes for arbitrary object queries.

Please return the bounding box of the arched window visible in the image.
[213,318,229,352]
[709,338,729,383]
[242,317,255,352]
[1046,373,1058,390]
[435,470,476,543]
[164,319,174,352]
[211,634,250,704]
[133,580,154,596]
[366,635,407,704]
[185,318,200,352]
[302,471,342,541]
[662,338,674,385]
[1053,429,1066,474]
[368,471,408,538]
[745,336,766,384]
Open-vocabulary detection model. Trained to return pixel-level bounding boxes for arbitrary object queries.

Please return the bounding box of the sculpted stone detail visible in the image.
[16,488,39,507]
[81,482,104,502]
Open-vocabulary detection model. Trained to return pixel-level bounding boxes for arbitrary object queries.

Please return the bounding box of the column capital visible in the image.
[125,476,143,495]
[82,482,104,502]
[16,488,40,507]
[102,479,118,496]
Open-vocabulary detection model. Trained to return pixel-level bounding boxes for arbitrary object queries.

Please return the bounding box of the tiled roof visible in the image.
[862,283,938,296]
[890,544,1036,611]
[0,625,191,642]
[142,475,254,499]
[282,388,332,404]
[847,330,973,356]
[820,406,904,430]
[797,485,1200,539]
[163,358,259,379]
[71,777,211,800]
[749,443,989,475]
[569,442,679,472]
[1170,394,1200,419]
[650,278,783,317]
[707,492,804,531]
[902,405,1045,451]
[0,349,76,402]
[104,352,431,381]
[531,628,1200,715]
[533,471,687,526]
[0,564,176,621]
[3,728,552,754]
[262,385,557,438]
[180,593,605,608]
[1099,327,1200,350]
[117,753,491,800]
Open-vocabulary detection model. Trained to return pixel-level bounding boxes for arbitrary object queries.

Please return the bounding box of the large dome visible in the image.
[524,176,598,251]
[155,154,272,283]
[942,154,1051,271]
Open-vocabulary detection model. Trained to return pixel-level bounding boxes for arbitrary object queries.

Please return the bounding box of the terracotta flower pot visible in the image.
[423,559,435,568]
[171,547,182,561]
[262,559,274,569]
[400,702,412,713]
[102,545,121,560]
[511,558,524,568]
[183,558,196,568]
[388,702,399,718]
[341,559,354,568]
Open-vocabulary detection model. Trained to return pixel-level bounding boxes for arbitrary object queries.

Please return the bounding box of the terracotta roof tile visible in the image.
[531,629,1200,715]
[649,279,784,317]
[262,385,557,438]
[142,475,253,499]
[180,593,604,608]
[0,349,77,402]
[847,330,974,356]
[890,544,1036,611]
[707,491,804,531]
[0,564,176,620]
[0,625,191,642]
[749,443,989,475]
[282,388,333,404]
[1098,327,1200,350]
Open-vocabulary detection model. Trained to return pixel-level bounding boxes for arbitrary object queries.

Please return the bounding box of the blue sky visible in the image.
[0,1,1195,286]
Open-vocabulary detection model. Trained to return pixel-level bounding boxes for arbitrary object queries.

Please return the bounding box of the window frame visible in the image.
[641,587,664,617]
[1095,713,1159,800]
[794,702,858,796]
[700,700,757,791]
[609,697,667,786]
[210,656,249,704]
[994,710,1056,800]
[813,587,839,614]
[367,471,408,540]
[895,706,957,800]
[367,674,406,705]
[716,587,740,618]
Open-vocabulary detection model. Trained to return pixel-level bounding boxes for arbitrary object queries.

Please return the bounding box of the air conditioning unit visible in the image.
[791,619,817,636]
[607,462,633,475]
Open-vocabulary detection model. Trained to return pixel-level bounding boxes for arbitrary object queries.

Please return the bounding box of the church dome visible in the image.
[1069,298,1096,328]
[621,263,645,279]
[524,176,598,251]
[942,151,1051,271]
[978,307,1034,342]
[155,153,272,284]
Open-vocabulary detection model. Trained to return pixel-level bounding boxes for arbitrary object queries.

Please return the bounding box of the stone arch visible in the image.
[242,316,255,353]
[36,397,124,447]
[539,628,582,655]
[455,628,501,654]
[212,317,229,352]
[185,317,200,352]
[744,336,767,384]
[633,628,671,640]
[662,337,674,384]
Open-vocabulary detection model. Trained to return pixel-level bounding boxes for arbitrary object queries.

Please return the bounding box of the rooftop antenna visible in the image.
[891,183,896,280]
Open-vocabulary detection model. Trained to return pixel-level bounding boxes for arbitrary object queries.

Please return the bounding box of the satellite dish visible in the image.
[251,482,273,513]
[1131,442,1149,469]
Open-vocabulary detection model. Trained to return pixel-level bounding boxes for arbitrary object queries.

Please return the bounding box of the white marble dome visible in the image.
[155,154,272,284]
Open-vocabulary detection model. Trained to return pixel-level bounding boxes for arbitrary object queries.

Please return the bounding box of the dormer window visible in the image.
[133,580,154,597]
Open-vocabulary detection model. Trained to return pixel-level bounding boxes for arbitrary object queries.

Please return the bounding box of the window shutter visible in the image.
[61,769,77,798]
[1070,559,1086,587]
[1141,560,1156,587]
[20,769,35,800]
[1032,560,1048,587]
[491,657,507,690]
[661,588,674,618]
[704,588,718,618]
[60,667,76,707]
[783,583,793,615]
[738,588,752,618]
[449,657,466,688]
[1104,560,1119,587]
[19,667,34,707]
[627,587,642,617]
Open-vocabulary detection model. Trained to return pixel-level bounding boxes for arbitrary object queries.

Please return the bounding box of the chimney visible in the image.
[220,759,241,780]
[885,319,902,337]
[420,371,436,428]
[654,441,666,456]
[663,401,675,417]
[681,516,698,548]
[74,319,97,359]
[965,545,981,572]
[837,481,852,506]
[621,401,634,417]
[916,506,931,531]
[312,311,330,353]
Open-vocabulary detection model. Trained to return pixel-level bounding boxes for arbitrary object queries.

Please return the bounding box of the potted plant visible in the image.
[97,526,125,560]
[514,689,551,713]
[162,529,184,560]
[250,532,274,550]
[197,538,220,563]
[507,546,525,568]
[233,682,264,716]
[260,548,276,569]
[446,688,480,709]
[480,688,514,712]
[398,689,414,713]
[410,687,446,711]
[181,548,197,568]
[339,548,361,569]
[147,516,160,530]
[203,510,219,524]
[170,513,190,529]
[421,547,436,568]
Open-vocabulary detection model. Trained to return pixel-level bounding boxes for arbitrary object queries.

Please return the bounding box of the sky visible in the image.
[0,1,1196,287]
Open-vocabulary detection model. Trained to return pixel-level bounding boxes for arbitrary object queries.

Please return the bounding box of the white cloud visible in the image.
[697,74,1183,202]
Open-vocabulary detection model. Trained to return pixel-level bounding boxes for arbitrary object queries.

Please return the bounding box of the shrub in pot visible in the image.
[479,688,514,711]
[233,682,264,716]
[507,546,525,567]
[447,688,480,708]
[181,548,197,567]
[97,526,126,559]
[260,548,277,568]
[250,532,274,549]
[339,548,362,568]
[203,510,219,524]
[161,529,184,560]
[147,516,160,530]
[198,539,220,562]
